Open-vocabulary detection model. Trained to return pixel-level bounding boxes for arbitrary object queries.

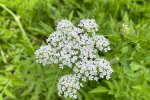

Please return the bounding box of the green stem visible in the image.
[0,3,33,50]
[47,69,60,100]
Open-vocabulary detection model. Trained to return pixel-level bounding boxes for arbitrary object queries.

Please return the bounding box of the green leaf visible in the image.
[4,89,16,99]
[130,62,142,71]
[0,85,3,91]
[108,90,114,95]
[12,79,26,87]
[84,0,92,3]
[104,80,114,89]
[39,21,54,34]
[121,46,129,54]
[89,86,108,93]
[123,12,129,24]
[5,65,14,71]
[68,11,74,20]
[0,75,8,85]
[79,89,91,100]
[132,85,150,95]
[46,70,60,100]
[0,94,3,100]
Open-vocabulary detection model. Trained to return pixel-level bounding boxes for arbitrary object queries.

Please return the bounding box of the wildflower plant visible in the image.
[35,19,113,99]
[120,23,130,34]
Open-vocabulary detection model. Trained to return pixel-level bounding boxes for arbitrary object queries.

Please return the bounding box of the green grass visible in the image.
[0,0,150,100]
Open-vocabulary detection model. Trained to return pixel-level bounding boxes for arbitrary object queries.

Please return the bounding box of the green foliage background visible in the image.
[0,0,150,100]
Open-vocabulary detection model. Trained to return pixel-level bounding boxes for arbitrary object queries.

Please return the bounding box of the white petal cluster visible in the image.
[78,19,99,33]
[46,31,80,68]
[58,74,83,99]
[78,33,96,60]
[95,58,113,80]
[35,19,113,99]
[74,58,113,82]
[93,35,111,52]
[34,45,52,66]
[56,19,74,32]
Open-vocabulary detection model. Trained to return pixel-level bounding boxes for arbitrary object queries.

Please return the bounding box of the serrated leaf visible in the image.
[89,86,108,93]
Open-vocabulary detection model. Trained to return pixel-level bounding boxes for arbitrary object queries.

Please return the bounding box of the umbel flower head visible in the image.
[35,19,113,99]
[74,58,113,82]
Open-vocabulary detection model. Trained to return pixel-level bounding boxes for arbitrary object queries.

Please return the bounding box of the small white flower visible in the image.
[56,19,74,32]
[34,45,52,66]
[93,35,111,52]
[57,74,83,99]
[78,19,99,33]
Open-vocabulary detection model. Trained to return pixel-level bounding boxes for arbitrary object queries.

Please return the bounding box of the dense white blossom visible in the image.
[56,19,74,32]
[57,74,83,99]
[34,45,52,66]
[46,30,80,68]
[35,19,113,99]
[78,19,99,34]
[73,58,113,81]
[93,35,111,52]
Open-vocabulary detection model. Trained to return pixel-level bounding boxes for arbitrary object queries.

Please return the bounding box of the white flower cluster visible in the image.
[35,19,113,99]
[121,23,130,33]
[78,19,99,33]
[74,58,113,82]
[93,35,111,52]
[34,45,52,66]
[58,74,83,99]
[56,19,74,32]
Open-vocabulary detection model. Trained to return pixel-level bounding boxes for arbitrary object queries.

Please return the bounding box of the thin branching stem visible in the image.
[0,3,33,50]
